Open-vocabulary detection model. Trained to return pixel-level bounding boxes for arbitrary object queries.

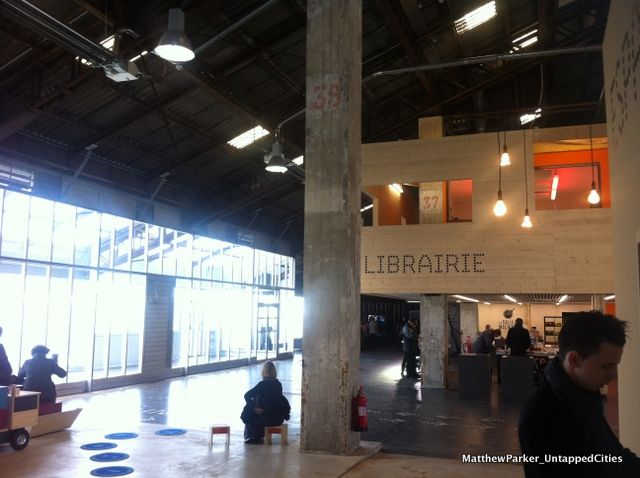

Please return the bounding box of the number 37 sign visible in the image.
[419,182,443,224]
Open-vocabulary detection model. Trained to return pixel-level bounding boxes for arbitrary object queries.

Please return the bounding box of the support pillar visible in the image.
[460,302,479,349]
[590,294,604,312]
[420,294,448,389]
[604,0,640,451]
[301,0,362,455]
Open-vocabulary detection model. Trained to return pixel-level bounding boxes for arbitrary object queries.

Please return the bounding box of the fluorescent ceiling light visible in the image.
[292,155,304,166]
[504,294,518,303]
[76,34,115,65]
[518,36,538,49]
[453,294,479,303]
[390,183,403,194]
[228,125,270,149]
[360,204,373,212]
[407,300,420,303]
[101,35,115,51]
[454,1,496,34]
[129,50,149,62]
[551,174,559,200]
[483,302,491,305]
[510,29,538,52]
[0,163,34,192]
[512,29,538,44]
[520,108,542,125]
[604,294,615,301]
[557,294,569,304]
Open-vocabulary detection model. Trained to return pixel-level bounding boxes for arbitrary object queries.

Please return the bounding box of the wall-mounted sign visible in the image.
[237,230,254,246]
[419,182,443,224]
[363,252,485,275]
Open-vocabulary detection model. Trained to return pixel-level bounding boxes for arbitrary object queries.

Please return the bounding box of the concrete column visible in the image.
[459,302,479,348]
[301,0,362,455]
[604,0,640,452]
[420,294,448,389]
[590,294,604,312]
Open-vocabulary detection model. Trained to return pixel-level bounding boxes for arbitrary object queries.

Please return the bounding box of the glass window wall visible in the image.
[0,187,296,391]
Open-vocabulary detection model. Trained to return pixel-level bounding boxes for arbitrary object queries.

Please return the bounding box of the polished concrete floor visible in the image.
[0,348,529,477]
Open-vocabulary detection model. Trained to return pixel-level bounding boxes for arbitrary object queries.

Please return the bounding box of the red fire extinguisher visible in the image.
[464,335,473,353]
[352,386,368,432]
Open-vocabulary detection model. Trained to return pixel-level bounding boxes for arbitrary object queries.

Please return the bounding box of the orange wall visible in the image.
[365,185,419,225]
[534,149,611,208]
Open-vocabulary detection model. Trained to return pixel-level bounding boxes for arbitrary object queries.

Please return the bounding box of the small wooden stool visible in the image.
[265,423,288,445]
[209,424,230,446]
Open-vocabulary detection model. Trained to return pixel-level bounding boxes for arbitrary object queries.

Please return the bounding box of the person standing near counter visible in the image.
[506,318,531,356]
[519,310,640,477]
[473,327,500,354]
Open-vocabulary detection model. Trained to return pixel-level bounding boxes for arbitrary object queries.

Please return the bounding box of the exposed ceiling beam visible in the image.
[374,0,432,103]
[66,85,198,159]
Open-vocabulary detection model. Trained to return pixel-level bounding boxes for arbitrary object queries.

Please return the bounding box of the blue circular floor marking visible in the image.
[81,442,118,451]
[90,452,130,462]
[90,466,134,477]
[104,432,138,440]
[155,428,187,436]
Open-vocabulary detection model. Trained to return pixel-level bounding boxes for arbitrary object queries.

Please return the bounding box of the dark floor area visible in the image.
[360,348,524,458]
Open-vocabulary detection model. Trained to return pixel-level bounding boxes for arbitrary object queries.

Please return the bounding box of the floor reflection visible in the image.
[61,349,523,459]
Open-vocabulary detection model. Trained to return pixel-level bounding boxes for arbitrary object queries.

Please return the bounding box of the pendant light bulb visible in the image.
[494,190,507,217]
[500,145,511,166]
[521,209,532,228]
[587,182,601,204]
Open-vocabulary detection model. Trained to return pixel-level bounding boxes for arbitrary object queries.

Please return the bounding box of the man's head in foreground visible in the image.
[559,310,627,392]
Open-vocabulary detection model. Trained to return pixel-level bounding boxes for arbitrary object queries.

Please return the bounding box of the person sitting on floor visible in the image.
[241,361,290,444]
[17,345,67,402]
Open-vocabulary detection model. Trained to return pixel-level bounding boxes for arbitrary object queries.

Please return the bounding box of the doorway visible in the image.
[253,288,279,361]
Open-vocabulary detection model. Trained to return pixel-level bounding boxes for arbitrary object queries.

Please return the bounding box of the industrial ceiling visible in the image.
[0,0,610,287]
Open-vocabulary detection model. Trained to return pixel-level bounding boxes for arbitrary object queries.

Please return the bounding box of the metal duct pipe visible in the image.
[194,0,279,55]
[0,0,116,65]
[364,45,602,82]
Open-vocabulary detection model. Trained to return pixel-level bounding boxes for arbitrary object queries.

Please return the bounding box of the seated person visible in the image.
[17,345,67,402]
[241,361,290,444]
[0,326,17,385]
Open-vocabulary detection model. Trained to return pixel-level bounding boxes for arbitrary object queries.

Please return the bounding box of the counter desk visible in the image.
[496,349,556,385]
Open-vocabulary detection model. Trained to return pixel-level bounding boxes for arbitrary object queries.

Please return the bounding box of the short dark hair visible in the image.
[515,318,523,325]
[558,310,627,360]
[31,344,50,356]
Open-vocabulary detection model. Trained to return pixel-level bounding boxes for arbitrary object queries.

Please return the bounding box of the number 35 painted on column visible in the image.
[311,82,343,111]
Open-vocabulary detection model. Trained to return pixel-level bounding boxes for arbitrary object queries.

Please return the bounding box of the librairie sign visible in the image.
[363,252,485,275]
